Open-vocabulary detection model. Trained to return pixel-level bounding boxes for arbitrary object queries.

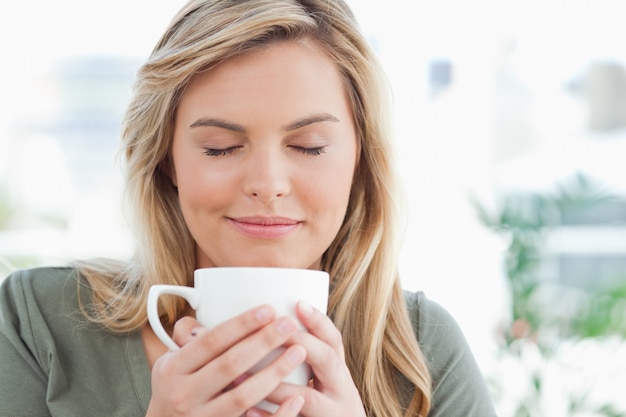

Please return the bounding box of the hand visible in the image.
[146,305,307,417]
[247,302,366,417]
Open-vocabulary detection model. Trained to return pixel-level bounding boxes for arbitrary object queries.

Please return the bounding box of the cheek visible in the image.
[175,162,233,213]
[307,160,354,217]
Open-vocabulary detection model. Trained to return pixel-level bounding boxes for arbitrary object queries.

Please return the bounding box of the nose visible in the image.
[243,149,291,204]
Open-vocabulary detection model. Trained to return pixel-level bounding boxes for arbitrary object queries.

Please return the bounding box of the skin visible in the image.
[169,38,358,271]
[143,39,366,417]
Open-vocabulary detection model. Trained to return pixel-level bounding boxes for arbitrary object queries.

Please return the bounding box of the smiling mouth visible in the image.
[227,216,301,239]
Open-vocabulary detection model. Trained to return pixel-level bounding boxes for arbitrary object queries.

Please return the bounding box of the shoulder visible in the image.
[1,266,82,320]
[403,290,497,416]
[2,266,79,296]
[403,290,470,374]
[0,266,100,369]
[403,290,463,342]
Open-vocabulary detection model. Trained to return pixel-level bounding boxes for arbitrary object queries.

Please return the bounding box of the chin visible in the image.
[230,256,319,270]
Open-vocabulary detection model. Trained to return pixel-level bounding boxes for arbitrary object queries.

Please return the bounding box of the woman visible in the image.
[0,0,496,416]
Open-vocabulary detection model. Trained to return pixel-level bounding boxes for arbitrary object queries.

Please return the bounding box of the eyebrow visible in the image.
[189,112,340,133]
[189,118,246,132]
[282,113,340,131]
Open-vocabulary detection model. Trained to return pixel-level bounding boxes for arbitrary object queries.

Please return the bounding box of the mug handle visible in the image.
[147,285,201,351]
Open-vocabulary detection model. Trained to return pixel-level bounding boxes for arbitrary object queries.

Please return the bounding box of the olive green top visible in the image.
[0,267,496,416]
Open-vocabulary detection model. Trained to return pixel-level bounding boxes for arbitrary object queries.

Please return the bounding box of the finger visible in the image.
[296,301,345,359]
[202,344,306,416]
[267,373,363,417]
[172,304,277,374]
[290,303,355,392]
[195,316,300,386]
[265,382,327,417]
[295,330,356,394]
[156,315,301,409]
[172,316,202,346]
[246,394,305,417]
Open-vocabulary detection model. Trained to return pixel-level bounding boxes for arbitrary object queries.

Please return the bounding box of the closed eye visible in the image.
[203,147,240,157]
[291,146,326,156]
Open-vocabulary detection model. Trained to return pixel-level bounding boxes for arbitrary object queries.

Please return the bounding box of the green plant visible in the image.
[473,173,625,343]
[474,173,626,416]
[569,281,626,338]
[0,183,12,229]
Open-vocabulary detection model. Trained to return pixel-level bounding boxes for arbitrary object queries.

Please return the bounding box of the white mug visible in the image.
[147,267,329,412]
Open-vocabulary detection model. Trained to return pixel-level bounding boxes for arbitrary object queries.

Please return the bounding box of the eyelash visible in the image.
[292,146,326,156]
[203,147,239,157]
[202,146,326,157]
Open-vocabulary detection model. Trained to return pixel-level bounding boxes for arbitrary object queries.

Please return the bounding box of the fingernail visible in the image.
[287,345,306,366]
[288,395,305,412]
[256,305,274,323]
[298,301,314,317]
[276,317,296,334]
[246,409,263,417]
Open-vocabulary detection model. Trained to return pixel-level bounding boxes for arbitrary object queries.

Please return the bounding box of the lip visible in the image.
[227,216,301,239]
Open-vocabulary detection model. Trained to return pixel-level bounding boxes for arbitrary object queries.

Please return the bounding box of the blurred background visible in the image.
[1,1,625,415]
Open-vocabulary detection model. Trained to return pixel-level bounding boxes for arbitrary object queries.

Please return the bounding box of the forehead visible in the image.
[176,39,352,123]
[185,38,342,94]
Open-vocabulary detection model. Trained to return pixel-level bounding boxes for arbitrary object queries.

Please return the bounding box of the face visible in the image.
[170,40,358,270]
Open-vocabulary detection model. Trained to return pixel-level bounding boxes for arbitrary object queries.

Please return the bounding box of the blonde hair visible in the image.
[77,1,431,415]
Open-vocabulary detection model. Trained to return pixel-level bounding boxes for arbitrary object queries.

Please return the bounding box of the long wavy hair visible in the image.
[77,1,432,415]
